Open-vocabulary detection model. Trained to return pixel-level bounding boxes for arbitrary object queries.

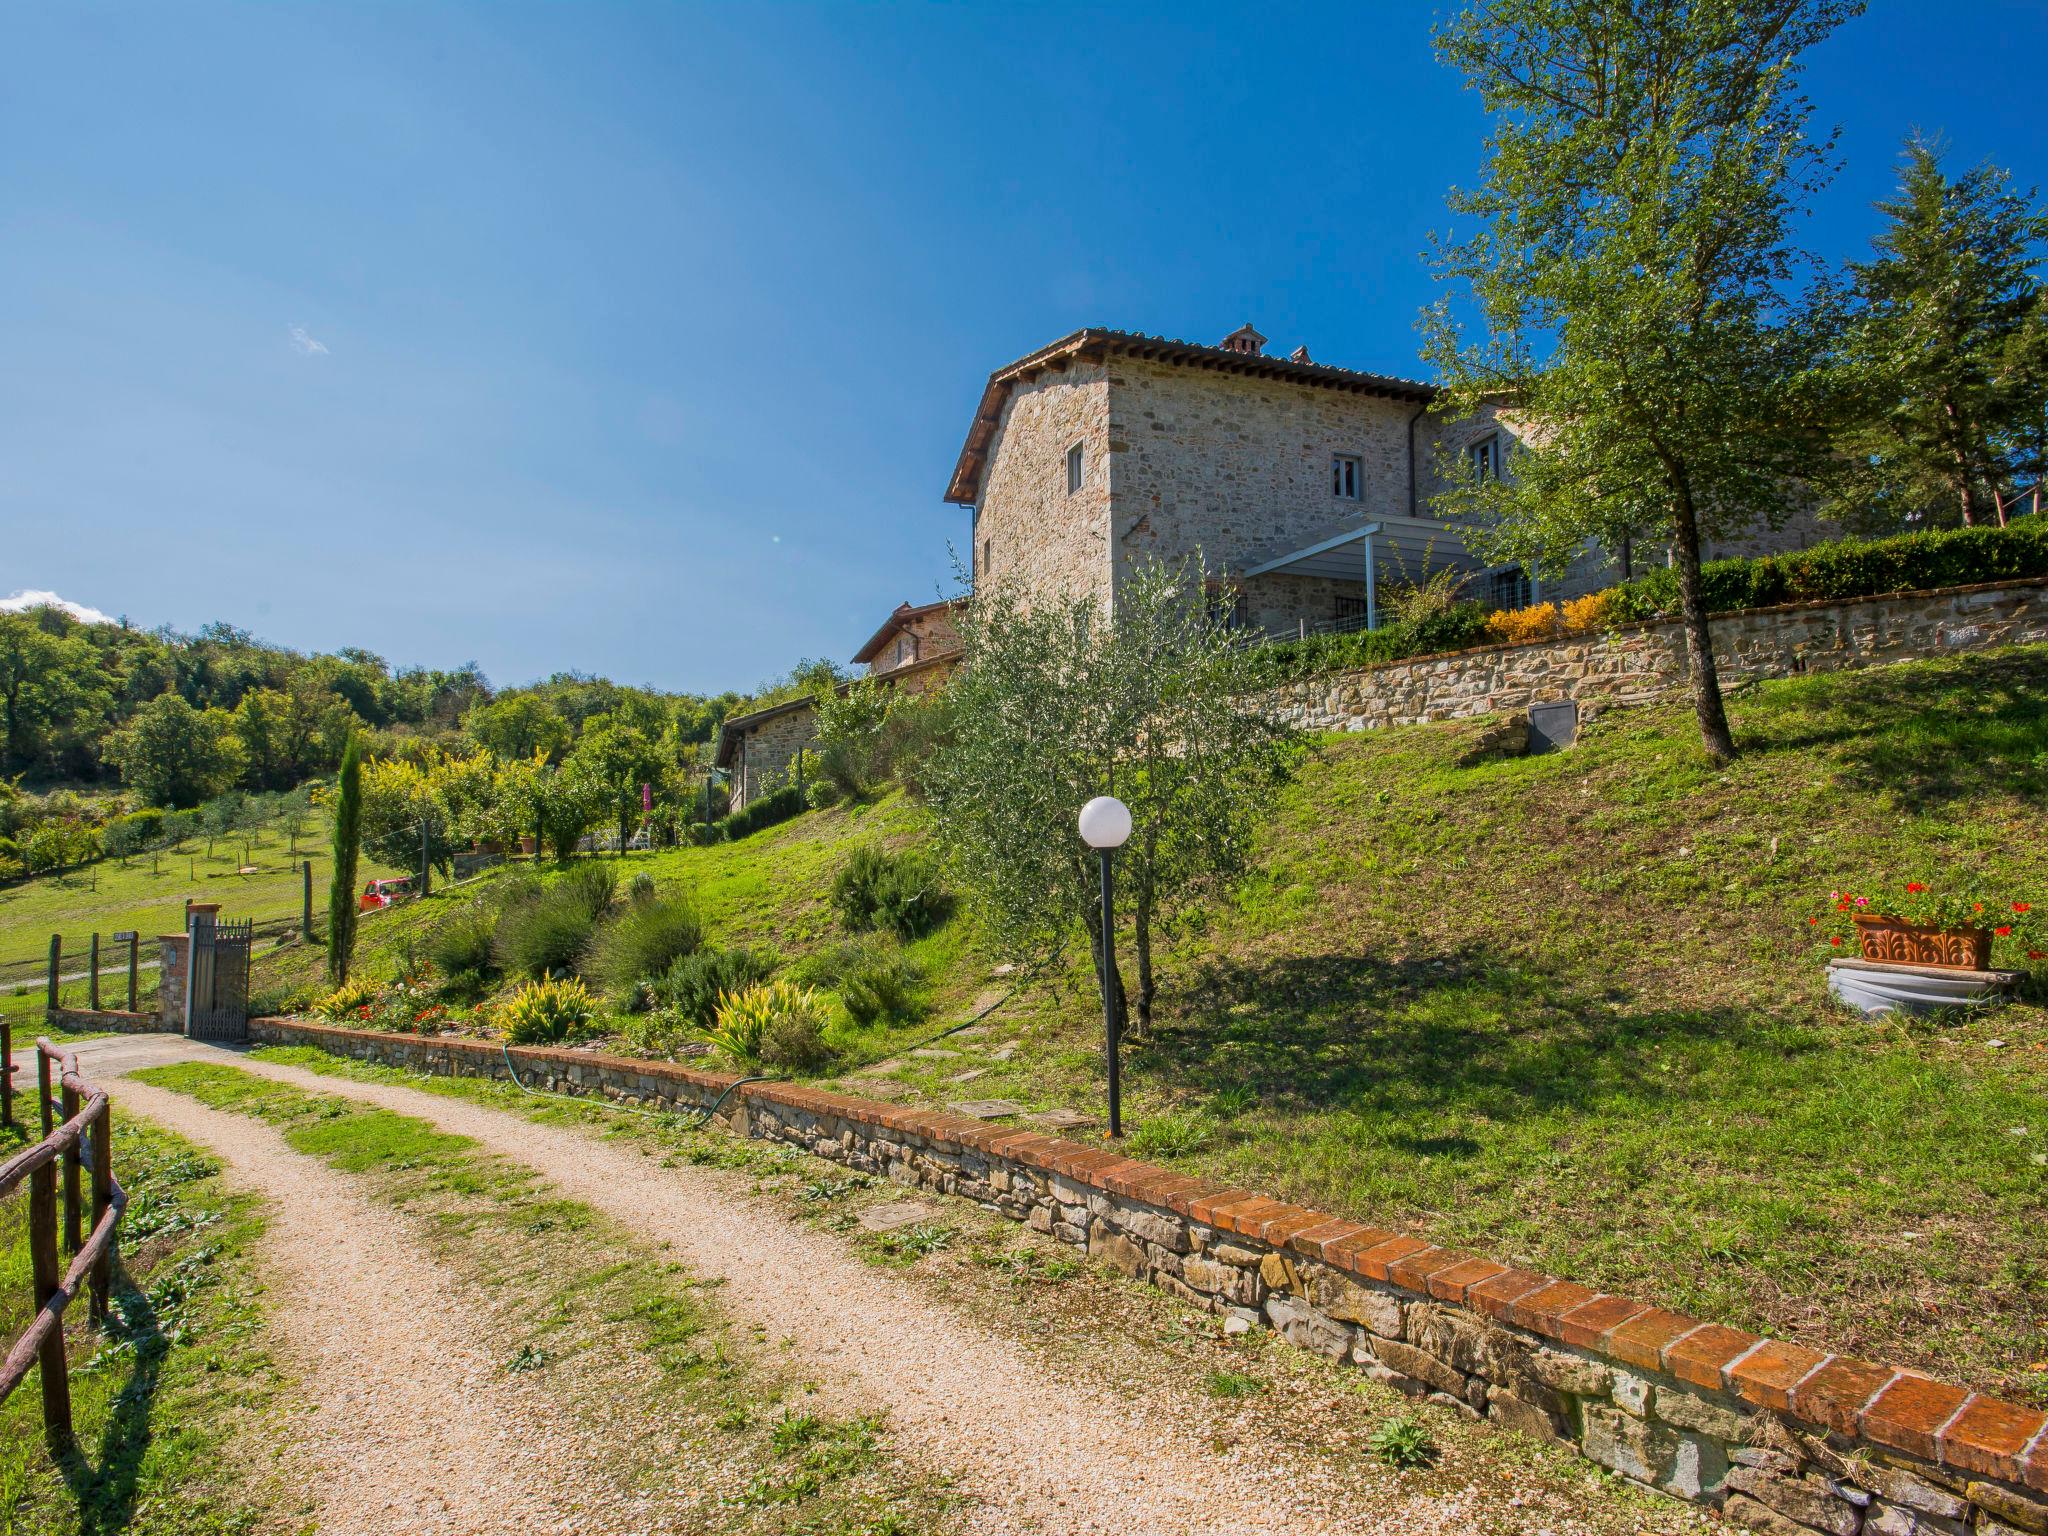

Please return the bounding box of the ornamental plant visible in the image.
[499,976,599,1046]
[1808,882,2045,963]
[704,980,826,1070]
[311,974,381,1020]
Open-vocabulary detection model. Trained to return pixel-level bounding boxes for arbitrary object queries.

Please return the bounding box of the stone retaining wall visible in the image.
[44,1006,169,1035]
[244,1016,2048,1534]
[1268,577,2048,734]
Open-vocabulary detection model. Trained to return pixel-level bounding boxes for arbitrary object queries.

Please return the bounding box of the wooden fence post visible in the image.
[28,1153,71,1451]
[89,1102,113,1322]
[37,1049,52,1142]
[302,860,313,940]
[60,1075,81,1255]
[88,934,99,1013]
[127,933,139,1013]
[0,1019,11,1129]
[45,936,60,1015]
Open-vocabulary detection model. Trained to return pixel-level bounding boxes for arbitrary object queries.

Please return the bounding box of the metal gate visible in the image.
[187,913,252,1042]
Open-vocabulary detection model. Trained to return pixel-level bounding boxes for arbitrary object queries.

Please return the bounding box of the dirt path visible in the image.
[81,1036,1475,1536]
[109,1071,657,1536]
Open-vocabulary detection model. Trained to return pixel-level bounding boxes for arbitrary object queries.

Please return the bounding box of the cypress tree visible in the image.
[327,735,363,984]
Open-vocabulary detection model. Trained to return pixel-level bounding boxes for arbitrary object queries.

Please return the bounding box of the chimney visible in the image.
[1289,344,1313,364]
[1220,323,1267,356]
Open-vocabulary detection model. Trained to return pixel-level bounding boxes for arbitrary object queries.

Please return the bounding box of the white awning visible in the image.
[1238,515,1489,583]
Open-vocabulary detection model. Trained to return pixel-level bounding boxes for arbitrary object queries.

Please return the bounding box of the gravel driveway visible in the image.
[68,1034,1544,1536]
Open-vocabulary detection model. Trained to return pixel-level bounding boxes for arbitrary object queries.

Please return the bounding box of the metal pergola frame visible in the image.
[1237,514,1499,630]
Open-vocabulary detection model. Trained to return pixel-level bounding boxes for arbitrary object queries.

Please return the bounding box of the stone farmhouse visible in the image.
[945,322,1828,636]
[716,320,1829,809]
[713,598,963,809]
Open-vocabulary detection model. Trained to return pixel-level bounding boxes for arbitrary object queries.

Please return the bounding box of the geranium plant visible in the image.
[1810,882,2045,965]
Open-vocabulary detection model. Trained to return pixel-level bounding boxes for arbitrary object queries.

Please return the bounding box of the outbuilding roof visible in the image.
[850,597,965,665]
[943,327,1439,505]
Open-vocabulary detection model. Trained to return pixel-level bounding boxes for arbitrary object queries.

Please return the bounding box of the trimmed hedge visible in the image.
[1249,604,1491,686]
[711,784,804,842]
[1606,517,2048,623]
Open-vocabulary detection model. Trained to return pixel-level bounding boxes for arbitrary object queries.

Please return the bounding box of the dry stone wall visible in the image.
[243,1016,2048,1533]
[1269,578,2048,734]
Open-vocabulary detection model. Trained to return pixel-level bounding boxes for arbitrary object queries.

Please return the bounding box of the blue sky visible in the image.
[5,1,2044,695]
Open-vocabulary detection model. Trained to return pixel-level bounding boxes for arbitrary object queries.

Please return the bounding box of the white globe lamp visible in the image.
[1078,795,1132,850]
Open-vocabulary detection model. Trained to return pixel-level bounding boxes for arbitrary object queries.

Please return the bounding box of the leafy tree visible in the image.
[565,714,665,855]
[1833,137,2048,527]
[0,614,97,775]
[1423,0,1855,764]
[464,693,573,763]
[925,562,1303,1033]
[536,766,604,861]
[327,735,363,983]
[103,693,245,807]
[813,678,894,802]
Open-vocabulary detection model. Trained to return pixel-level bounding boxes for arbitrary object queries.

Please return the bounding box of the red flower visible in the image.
[1807,916,1819,925]
[1830,936,1842,946]
[2015,902,2032,914]
[1974,903,1985,912]
[1996,925,2013,937]
[1906,882,1925,893]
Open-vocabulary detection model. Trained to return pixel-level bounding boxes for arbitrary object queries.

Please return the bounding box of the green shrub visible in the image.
[586,895,704,1000]
[495,868,616,980]
[834,947,926,1028]
[1247,602,1491,685]
[428,903,499,979]
[499,976,598,1045]
[1368,1413,1439,1469]
[705,980,827,1070]
[249,981,317,1018]
[831,846,951,940]
[761,1007,835,1073]
[657,946,780,1028]
[712,784,804,842]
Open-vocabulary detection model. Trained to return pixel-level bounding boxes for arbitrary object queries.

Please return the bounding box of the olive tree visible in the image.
[1423,0,1856,764]
[924,562,1303,1034]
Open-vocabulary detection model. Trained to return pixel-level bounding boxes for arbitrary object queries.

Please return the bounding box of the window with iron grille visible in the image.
[1488,565,1531,610]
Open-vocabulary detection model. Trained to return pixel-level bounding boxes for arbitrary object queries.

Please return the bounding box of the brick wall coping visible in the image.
[1274,574,2048,686]
[252,1015,2048,1494]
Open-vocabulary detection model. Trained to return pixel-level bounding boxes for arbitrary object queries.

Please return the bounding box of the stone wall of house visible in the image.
[731,703,818,811]
[1268,578,2048,734]
[1106,355,1428,589]
[870,607,963,675]
[244,1014,2048,1532]
[972,356,1111,608]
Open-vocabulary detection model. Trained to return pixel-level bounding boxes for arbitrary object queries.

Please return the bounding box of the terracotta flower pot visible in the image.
[1852,915,1992,971]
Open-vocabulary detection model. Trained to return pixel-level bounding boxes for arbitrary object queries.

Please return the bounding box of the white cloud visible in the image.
[0,590,116,625]
[289,325,329,356]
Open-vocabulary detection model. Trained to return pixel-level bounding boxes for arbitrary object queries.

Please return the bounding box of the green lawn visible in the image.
[0,1114,287,1535]
[0,814,401,1031]
[245,645,2048,1403]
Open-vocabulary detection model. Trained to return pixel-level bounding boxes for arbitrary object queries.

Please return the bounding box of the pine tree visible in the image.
[326,735,363,984]
[1837,138,2048,527]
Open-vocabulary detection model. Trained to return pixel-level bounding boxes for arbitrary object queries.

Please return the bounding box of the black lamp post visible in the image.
[1078,794,1133,1138]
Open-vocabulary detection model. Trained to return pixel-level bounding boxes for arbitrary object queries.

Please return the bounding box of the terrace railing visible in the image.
[0,1029,126,1449]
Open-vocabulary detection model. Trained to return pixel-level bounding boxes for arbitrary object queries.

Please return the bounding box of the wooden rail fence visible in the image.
[0,1025,126,1449]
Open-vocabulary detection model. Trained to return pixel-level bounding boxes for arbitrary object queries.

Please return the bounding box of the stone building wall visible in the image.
[730,702,818,811]
[157,934,189,1030]
[1268,578,2048,734]
[1106,355,1428,590]
[243,1014,2048,1533]
[971,357,1112,608]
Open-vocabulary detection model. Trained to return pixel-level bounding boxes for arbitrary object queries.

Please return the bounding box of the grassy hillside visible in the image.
[1,808,400,1031]
[251,645,2048,1402]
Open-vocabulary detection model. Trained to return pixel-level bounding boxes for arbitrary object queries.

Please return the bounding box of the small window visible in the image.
[1066,442,1084,495]
[895,633,919,667]
[1467,435,1501,483]
[981,537,993,576]
[1333,594,1369,629]
[1489,565,1531,610]
[1332,454,1361,500]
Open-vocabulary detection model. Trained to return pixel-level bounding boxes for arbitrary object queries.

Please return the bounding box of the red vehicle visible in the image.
[359,877,414,912]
